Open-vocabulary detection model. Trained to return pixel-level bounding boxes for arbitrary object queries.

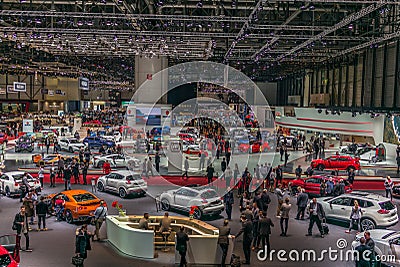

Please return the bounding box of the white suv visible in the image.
[96,170,147,198]
[320,191,398,231]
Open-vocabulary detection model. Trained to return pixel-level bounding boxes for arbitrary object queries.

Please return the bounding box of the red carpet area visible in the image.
[26,172,387,191]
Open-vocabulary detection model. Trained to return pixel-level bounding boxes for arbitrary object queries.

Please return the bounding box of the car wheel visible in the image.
[97,182,104,192]
[5,186,11,197]
[69,147,73,153]
[65,210,74,224]
[317,164,325,171]
[119,188,127,198]
[97,161,104,168]
[161,199,170,211]
[193,209,202,220]
[360,218,376,231]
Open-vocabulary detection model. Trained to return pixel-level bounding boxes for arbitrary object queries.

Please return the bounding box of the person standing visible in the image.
[225,149,231,166]
[13,206,32,252]
[354,237,370,267]
[346,200,363,234]
[257,211,274,255]
[102,160,111,175]
[225,166,232,188]
[233,163,240,186]
[147,157,154,177]
[236,215,253,265]
[279,145,284,161]
[64,166,72,190]
[36,196,47,231]
[320,180,327,197]
[306,198,326,238]
[275,165,282,188]
[269,168,276,192]
[206,163,214,186]
[295,165,302,178]
[218,219,232,267]
[53,137,59,153]
[199,151,206,170]
[45,137,51,154]
[176,226,189,267]
[50,163,56,187]
[221,157,227,179]
[279,198,291,236]
[275,184,284,217]
[57,156,64,178]
[155,152,160,173]
[295,188,308,220]
[75,226,88,267]
[93,201,108,241]
[72,160,80,184]
[82,162,88,185]
[223,188,234,220]
[20,173,31,202]
[182,156,189,180]
[348,169,355,185]
[326,178,334,196]
[384,176,394,201]
[251,203,260,250]
[284,149,290,167]
[38,166,44,189]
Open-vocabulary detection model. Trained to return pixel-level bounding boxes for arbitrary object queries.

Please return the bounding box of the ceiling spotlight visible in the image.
[325,109,329,115]
[317,109,322,114]
[359,110,362,115]
[370,113,375,119]
[352,112,356,117]
[337,110,341,115]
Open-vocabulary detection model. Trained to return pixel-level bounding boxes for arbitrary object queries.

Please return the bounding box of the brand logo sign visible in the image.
[169,141,181,152]
[79,77,89,90]
[13,82,27,92]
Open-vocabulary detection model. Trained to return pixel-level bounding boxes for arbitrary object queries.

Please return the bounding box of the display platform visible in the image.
[106,215,234,265]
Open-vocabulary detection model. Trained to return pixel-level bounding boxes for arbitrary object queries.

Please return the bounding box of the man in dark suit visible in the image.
[296,188,309,220]
[236,215,253,265]
[223,188,234,220]
[176,226,189,267]
[155,152,160,173]
[257,211,274,257]
[218,219,232,267]
[354,237,370,267]
[306,198,326,238]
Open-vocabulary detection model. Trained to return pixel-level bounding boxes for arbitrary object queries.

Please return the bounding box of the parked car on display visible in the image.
[32,154,76,166]
[101,131,122,143]
[14,135,34,153]
[45,190,104,224]
[159,185,224,219]
[96,170,147,198]
[178,133,197,143]
[311,155,361,171]
[82,136,115,149]
[58,138,86,153]
[392,184,400,198]
[290,175,352,196]
[352,230,400,267]
[278,135,296,147]
[320,191,398,231]
[238,140,271,153]
[0,133,8,144]
[0,245,18,267]
[92,154,140,169]
[0,171,41,197]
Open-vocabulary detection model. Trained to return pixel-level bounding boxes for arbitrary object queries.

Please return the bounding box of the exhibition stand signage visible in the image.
[13,82,26,92]
[22,119,33,133]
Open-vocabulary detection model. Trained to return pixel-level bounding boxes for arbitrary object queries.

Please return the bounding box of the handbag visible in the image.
[72,255,84,266]
[322,218,329,235]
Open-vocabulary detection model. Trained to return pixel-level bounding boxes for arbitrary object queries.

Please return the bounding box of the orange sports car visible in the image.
[32,154,77,166]
[46,189,105,224]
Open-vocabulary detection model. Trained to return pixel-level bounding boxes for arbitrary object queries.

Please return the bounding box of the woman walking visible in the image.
[233,163,240,187]
[74,226,88,267]
[345,200,363,234]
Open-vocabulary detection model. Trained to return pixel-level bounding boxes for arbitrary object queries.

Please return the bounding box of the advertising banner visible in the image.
[79,77,89,90]
[13,82,27,92]
[22,119,33,133]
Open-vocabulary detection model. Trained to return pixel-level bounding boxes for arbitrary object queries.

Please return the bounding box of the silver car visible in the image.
[320,191,398,231]
[159,186,224,219]
[58,138,86,152]
[93,154,140,169]
[96,170,147,198]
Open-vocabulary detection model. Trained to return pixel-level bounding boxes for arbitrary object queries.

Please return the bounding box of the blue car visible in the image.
[83,136,115,149]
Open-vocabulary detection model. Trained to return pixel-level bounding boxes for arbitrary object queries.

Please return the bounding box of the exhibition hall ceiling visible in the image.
[0,0,399,83]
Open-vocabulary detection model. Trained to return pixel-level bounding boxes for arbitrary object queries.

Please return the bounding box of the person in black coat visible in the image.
[260,189,271,213]
[218,219,231,267]
[220,157,227,179]
[206,164,215,185]
[176,226,189,267]
[296,188,309,220]
[223,189,234,220]
[75,227,87,267]
[236,215,253,265]
[64,166,72,190]
[257,212,274,257]
[155,152,160,173]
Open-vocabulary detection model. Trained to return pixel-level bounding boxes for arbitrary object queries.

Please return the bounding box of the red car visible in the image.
[238,141,271,153]
[311,155,360,171]
[291,175,352,196]
[0,133,8,144]
[0,245,18,266]
[178,133,196,143]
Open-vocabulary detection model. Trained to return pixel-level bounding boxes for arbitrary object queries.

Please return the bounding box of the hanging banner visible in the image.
[7,85,16,93]
[0,88,5,95]
[79,77,89,90]
[13,82,27,92]
[22,119,34,133]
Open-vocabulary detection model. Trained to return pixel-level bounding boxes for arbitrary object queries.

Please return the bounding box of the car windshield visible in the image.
[382,231,398,239]
[69,139,79,144]
[0,254,11,266]
[13,174,34,182]
[200,190,218,199]
[379,201,396,210]
[126,175,141,181]
[72,193,97,202]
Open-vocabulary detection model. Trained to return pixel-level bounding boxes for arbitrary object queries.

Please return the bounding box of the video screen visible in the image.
[136,106,161,126]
